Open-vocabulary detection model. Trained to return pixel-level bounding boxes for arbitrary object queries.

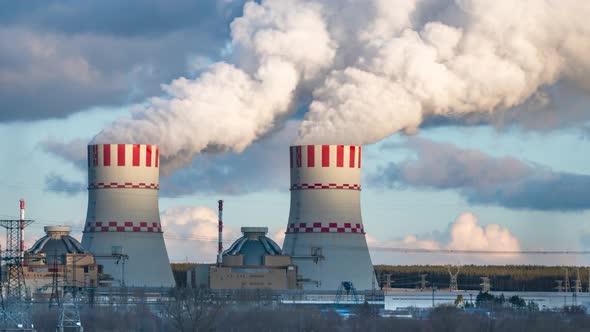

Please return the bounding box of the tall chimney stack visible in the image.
[19,199,24,266]
[82,144,174,287]
[282,145,375,290]
[217,200,223,267]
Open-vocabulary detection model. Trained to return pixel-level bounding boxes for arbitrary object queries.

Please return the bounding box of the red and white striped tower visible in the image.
[19,199,25,267]
[217,200,223,267]
[282,145,376,290]
[82,144,174,287]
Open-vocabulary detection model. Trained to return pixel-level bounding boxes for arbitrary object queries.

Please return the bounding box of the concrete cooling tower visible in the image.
[282,145,376,291]
[82,144,175,287]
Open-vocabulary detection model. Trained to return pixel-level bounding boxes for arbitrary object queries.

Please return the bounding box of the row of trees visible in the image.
[376,265,588,291]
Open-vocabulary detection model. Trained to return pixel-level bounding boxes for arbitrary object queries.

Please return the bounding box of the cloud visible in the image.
[0,1,243,37]
[160,205,239,263]
[271,228,286,247]
[370,137,590,211]
[44,173,85,196]
[39,138,87,169]
[0,1,245,122]
[160,120,297,196]
[370,212,521,265]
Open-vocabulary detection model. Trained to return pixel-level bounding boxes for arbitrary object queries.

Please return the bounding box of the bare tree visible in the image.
[163,287,221,332]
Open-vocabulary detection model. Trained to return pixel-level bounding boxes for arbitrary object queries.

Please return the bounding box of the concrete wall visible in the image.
[264,255,292,267]
[209,266,297,290]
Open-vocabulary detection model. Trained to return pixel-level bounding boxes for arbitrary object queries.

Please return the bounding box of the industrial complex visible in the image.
[2,142,574,331]
[9,143,379,309]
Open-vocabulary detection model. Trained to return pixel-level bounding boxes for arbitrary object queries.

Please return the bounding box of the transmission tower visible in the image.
[447,265,460,292]
[480,277,491,293]
[555,280,564,292]
[0,213,34,331]
[382,273,392,289]
[564,268,571,293]
[574,268,582,293]
[49,251,60,308]
[56,254,83,332]
[419,274,428,290]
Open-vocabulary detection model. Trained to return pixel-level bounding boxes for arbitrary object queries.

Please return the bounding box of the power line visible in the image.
[369,247,590,255]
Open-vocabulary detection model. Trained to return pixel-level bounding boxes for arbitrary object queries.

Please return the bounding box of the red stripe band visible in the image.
[104,144,111,166]
[336,145,344,167]
[146,145,152,167]
[85,221,162,233]
[322,145,330,167]
[132,144,140,166]
[286,222,364,234]
[89,182,159,190]
[290,183,361,190]
[117,144,126,166]
[307,145,315,167]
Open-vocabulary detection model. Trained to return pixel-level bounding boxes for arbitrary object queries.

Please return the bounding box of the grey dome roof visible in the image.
[223,227,282,266]
[28,226,85,264]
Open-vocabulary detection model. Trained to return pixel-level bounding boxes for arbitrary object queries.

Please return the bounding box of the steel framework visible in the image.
[0,219,35,331]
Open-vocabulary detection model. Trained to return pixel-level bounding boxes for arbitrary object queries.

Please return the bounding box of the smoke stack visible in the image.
[282,145,375,290]
[217,200,223,267]
[82,144,174,287]
[19,199,24,267]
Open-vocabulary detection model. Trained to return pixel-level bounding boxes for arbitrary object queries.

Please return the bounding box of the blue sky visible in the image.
[2,109,590,265]
[2,0,590,265]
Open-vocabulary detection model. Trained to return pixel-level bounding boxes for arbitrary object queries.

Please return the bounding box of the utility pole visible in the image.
[480,277,491,293]
[431,286,437,307]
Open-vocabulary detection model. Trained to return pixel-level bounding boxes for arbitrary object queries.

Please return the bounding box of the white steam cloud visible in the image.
[94,0,590,169]
[94,0,335,171]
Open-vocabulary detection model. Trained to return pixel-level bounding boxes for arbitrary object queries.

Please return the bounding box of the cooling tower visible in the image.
[282,145,376,290]
[82,144,175,287]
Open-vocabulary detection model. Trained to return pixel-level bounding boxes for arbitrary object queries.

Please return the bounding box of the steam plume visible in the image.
[94,0,335,171]
[95,0,590,168]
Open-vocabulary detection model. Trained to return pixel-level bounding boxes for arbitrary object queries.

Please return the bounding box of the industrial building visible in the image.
[188,227,298,290]
[24,226,98,297]
[82,144,175,287]
[212,227,297,289]
[282,145,376,291]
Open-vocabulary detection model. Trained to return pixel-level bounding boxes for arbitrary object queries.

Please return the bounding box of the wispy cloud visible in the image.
[44,173,85,196]
[370,137,590,211]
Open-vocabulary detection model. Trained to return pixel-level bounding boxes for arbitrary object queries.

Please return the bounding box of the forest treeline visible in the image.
[375,265,589,292]
[171,264,588,292]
